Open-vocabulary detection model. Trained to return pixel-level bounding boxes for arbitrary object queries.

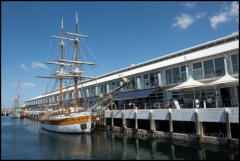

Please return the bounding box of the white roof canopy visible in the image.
[208,73,239,86]
[167,76,206,92]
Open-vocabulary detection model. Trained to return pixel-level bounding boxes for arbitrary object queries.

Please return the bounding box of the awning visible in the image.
[114,87,160,100]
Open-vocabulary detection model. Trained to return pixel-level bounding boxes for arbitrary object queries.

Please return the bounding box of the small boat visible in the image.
[9,112,21,119]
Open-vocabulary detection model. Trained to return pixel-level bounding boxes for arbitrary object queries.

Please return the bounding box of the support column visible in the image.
[195,109,203,142]
[103,110,106,126]
[111,110,114,128]
[169,109,173,138]
[150,110,155,132]
[135,110,138,130]
[225,108,232,140]
[122,110,127,129]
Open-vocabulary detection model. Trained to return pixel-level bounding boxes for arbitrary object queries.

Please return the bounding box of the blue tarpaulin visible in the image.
[114,87,160,100]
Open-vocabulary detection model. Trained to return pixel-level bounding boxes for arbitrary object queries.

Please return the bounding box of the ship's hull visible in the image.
[9,112,21,119]
[40,111,96,133]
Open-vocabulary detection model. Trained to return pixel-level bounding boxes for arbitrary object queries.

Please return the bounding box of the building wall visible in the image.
[25,33,239,107]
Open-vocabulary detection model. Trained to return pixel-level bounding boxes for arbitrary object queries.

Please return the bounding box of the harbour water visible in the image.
[1,116,238,160]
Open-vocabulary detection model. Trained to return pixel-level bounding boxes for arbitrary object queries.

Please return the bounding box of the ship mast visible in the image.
[37,13,96,110]
[59,18,64,109]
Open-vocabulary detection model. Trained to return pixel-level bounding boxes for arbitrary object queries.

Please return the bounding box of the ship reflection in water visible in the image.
[1,117,239,160]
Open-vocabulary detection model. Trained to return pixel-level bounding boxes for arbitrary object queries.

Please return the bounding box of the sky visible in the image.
[1,1,239,108]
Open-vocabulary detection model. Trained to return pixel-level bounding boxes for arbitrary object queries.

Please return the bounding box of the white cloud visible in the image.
[31,62,47,69]
[182,2,197,9]
[172,13,194,29]
[20,64,29,71]
[195,12,207,19]
[21,82,36,87]
[210,2,239,29]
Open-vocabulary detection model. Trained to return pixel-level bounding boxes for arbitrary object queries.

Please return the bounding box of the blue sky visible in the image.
[1,1,239,108]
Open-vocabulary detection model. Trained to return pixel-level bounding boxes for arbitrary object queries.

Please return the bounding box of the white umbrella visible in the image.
[167,76,206,91]
[208,73,238,86]
[207,73,239,108]
[167,76,207,108]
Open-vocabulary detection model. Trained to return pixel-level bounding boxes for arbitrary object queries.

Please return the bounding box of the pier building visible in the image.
[25,31,239,110]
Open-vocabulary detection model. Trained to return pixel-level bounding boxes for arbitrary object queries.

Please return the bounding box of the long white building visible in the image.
[25,31,239,110]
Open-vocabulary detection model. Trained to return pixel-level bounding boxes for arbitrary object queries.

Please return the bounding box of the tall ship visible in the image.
[37,13,130,134]
[9,81,21,119]
[37,13,98,133]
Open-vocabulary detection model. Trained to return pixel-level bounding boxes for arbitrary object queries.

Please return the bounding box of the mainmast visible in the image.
[59,18,64,109]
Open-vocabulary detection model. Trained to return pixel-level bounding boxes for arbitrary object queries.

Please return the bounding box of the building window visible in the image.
[86,88,90,97]
[95,86,99,96]
[165,69,172,85]
[143,74,149,88]
[155,72,162,86]
[214,57,225,76]
[193,62,203,80]
[131,77,136,90]
[172,67,180,84]
[150,73,155,87]
[111,82,116,91]
[136,76,142,89]
[180,65,187,82]
[106,84,110,94]
[231,54,239,74]
[203,59,215,78]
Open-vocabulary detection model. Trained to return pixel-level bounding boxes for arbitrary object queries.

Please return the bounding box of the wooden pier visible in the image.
[95,107,239,147]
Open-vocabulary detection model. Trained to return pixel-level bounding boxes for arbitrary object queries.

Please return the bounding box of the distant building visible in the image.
[25,32,239,110]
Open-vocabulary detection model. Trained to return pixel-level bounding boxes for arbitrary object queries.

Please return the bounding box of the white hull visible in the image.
[40,111,96,133]
[9,112,21,119]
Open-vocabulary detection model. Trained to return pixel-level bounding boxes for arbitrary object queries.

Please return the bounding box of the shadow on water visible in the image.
[1,117,239,160]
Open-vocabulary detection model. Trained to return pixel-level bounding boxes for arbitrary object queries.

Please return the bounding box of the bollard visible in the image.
[135,110,138,130]
[225,108,232,140]
[169,109,173,137]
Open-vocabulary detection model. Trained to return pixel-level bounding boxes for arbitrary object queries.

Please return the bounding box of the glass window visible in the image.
[172,67,180,84]
[131,77,136,90]
[231,54,239,74]
[143,74,149,88]
[136,76,142,89]
[165,69,172,85]
[180,65,187,82]
[95,86,99,96]
[214,57,225,76]
[155,72,162,86]
[203,59,215,78]
[150,73,155,87]
[78,89,82,98]
[106,84,110,94]
[193,62,203,80]
[86,88,90,97]
[111,82,116,91]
